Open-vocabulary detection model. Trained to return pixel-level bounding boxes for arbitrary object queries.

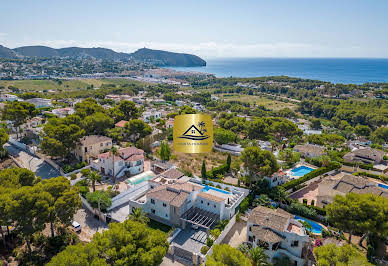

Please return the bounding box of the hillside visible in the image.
[0,45,19,59]
[131,48,206,67]
[0,44,206,67]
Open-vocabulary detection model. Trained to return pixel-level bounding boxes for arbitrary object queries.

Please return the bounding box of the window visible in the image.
[100,143,103,147]
[201,200,203,204]
[151,199,155,204]
[207,202,209,206]
[165,214,168,218]
[291,240,299,247]
[249,226,251,232]
[106,142,110,146]
[214,204,216,208]
[163,203,167,207]
[151,209,155,214]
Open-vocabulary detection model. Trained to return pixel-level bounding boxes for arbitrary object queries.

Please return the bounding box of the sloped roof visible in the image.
[197,192,224,203]
[115,120,128,128]
[80,135,112,146]
[248,206,291,232]
[251,227,284,243]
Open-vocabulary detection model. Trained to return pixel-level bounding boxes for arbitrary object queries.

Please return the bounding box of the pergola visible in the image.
[180,207,219,229]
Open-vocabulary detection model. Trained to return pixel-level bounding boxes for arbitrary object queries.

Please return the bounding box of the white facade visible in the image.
[25,98,52,108]
[142,111,162,122]
[0,94,19,102]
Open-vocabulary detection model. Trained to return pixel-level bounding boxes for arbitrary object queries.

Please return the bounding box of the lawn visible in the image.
[0,78,147,92]
[219,94,296,110]
[147,219,172,233]
[153,143,234,176]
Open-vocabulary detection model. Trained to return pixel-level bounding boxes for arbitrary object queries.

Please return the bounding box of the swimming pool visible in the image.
[127,172,155,185]
[291,166,314,177]
[294,215,323,234]
[202,185,230,194]
[378,183,388,190]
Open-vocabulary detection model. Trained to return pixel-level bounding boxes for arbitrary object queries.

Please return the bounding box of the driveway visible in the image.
[5,143,61,179]
[73,208,108,242]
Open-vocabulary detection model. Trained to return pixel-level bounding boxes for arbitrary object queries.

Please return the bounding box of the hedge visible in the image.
[281,164,338,191]
[353,172,388,182]
[206,163,229,179]
[342,161,373,170]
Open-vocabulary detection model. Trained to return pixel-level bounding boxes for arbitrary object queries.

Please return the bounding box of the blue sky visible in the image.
[1,0,388,58]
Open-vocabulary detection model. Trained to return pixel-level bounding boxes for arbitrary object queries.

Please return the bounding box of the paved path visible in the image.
[5,143,61,179]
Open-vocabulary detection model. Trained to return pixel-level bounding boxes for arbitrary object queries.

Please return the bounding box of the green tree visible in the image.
[92,220,169,265]
[82,112,114,135]
[111,100,140,122]
[253,194,272,208]
[0,128,9,157]
[7,186,52,255]
[355,124,372,137]
[201,160,207,179]
[82,169,102,192]
[159,141,171,161]
[226,154,232,171]
[0,168,36,189]
[128,207,149,224]
[47,242,107,266]
[314,244,372,266]
[2,101,36,138]
[39,177,81,237]
[279,149,300,167]
[214,128,236,145]
[241,146,279,181]
[249,246,269,266]
[85,191,112,212]
[311,119,322,130]
[178,105,197,114]
[206,244,251,266]
[326,193,388,244]
[124,119,152,141]
[74,98,105,117]
[41,119,84,159]
[371,126,388,144]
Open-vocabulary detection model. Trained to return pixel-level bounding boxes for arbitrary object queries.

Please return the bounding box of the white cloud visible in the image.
[3,39,385,58]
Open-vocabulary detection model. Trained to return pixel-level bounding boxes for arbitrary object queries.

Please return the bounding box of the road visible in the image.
[5,143,61,179]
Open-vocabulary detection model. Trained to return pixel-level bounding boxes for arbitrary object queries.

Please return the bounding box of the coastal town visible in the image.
[0,71,387,266]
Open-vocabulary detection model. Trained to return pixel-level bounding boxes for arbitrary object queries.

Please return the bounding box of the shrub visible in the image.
[70,173,77,180]
[208,182,214,187]
[311,200,315,206]
[207,163,229,179]
[303,199,308,205]
[239,197,250,213]
[206,238,214,247]
[289,202,318,220]
[201,246,210,255]
[210,229,221,239]
[216,184,222,189]
[224,187,230,191]
[236,212,241,222]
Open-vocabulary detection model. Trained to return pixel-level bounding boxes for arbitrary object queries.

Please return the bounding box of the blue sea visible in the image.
[169,58,388,84]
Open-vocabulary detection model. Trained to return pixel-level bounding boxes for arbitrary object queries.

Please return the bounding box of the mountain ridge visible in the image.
[0,45,206,67]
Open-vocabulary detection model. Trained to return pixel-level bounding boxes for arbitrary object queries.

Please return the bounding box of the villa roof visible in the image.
[169,182,203,193]
[146,184,191,207]
[197,192,225,203]
[294,144,325,155]
[335,182,355,194]
[251,227,284,243]
[160,168,184,180]
[79,135,112,146]
[170,191,190,207]
[115,120,128,128]
[248,206,291,232]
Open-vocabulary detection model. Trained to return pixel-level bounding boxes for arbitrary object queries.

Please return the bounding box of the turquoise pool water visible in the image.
[202,185,230,194]
[294,215,323,234]
[291,166,314,177]
[127,173,154,185]
[378,184,388,190]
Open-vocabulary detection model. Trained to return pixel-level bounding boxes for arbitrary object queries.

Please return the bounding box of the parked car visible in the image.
[72,221,81,232]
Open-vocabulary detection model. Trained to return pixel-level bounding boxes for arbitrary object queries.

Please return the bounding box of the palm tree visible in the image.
[253,194,272,208]
[128,207,149,224]
[89,171,102,192]
[110,146,118,184]
[249,247,269,266]
[272,186,289,205]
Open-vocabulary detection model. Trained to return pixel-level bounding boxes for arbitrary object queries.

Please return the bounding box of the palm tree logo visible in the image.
[198,121,206,133]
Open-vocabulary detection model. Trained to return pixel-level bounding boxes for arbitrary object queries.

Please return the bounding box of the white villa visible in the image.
[127,173,247,227]
[52,107,75,117]
[91,146,144,177]
[247,206,312,266]
[265,169,288,188]
[142,110,162,122]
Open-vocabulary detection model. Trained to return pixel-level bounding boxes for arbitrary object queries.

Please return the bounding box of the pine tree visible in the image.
[226,154,231,171]
[201,160,207,179]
